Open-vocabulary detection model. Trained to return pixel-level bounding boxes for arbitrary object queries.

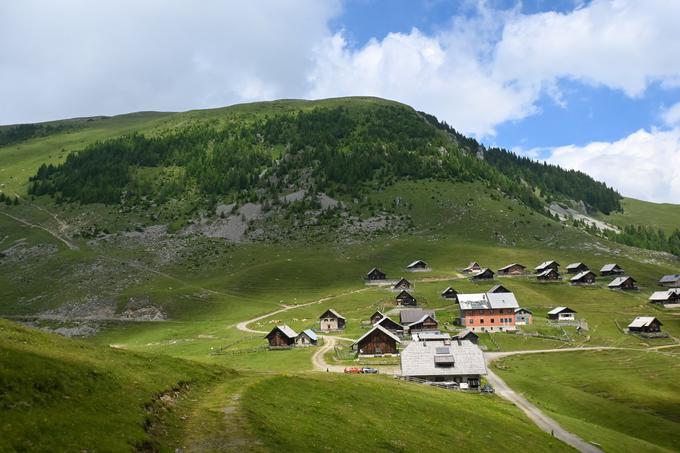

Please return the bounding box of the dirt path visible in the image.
[485,348,613,453]
[311,336,346,373]
[0,209,78,250]
[235,287,369,334]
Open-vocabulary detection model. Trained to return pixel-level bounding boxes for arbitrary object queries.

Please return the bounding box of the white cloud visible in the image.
[0,0,340,124]
[548,128,680,203]
[662,102,680,127]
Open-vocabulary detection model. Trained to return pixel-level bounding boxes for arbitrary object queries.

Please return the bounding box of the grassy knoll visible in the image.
[0,318,225,452]
[493,350,680,452]
[241,373,572,452]
[604,197,680,233]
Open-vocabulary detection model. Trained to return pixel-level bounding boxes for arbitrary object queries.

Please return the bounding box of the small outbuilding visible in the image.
[600,263,624,276]
[570,270,597,285]
[374,315,405,334]
[547,306,576,322]
[537,268,560,281]
[319,309,346,332]
[566,262,589,274]
[441,286,458,301]
[488,284,510,294]
[352,325,401,356]
[406,260,429,271]
[366,267,386,281]
[393,278,413,290]
[295,329,318,347]
[649,288,680,305]
[627,316,663,333]
[396,290,417,306]
[497,263,526,276]
[514,307,533,325]
[658,274,680,287]
[400,308,436,326]
[453,329,479,344]
[535,260,560,274]
[608,276,638,291]
[369,310,386,325]
[265,325,298,348]
[406,314,439,332]
[470,268,495,281]
[463,261,482,273]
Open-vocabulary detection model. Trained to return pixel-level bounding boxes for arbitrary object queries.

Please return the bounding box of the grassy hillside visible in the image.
[0,318,224,452]
[493,350,680,452]
[604,197,680,233]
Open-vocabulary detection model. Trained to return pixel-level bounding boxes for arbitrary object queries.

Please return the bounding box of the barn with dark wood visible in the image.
[488,284,510,294]
[608,276,637,291]
[566,262,589,274]
[319,309,346,332]
[463,261,481,273]
[370,310,386,325]
[497,263,526,275]
[537,268,560,281]
[374,315,405,334]
[649,288,680,305]
[406,260,429,271]
[627,317,662,333]
[366,267,386,281]
[400,308,436,326]
[393,278,413,290]
[406,314,439,332]
[352,325,401,356]
[441,286,458,301]
[396,290,417,306]
[265,325,298,348]
[535,260,560,274]
[600,263,624,276]
[470,268,495,281]
[570,270,597,285]
[658,274,680,287]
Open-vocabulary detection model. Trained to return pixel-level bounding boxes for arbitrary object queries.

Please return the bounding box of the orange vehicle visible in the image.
[344,367,362,374]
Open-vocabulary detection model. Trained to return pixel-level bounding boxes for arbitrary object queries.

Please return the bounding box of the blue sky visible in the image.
[2,0,680,202]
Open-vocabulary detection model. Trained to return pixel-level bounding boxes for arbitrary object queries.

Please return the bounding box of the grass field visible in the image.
[493,350,680,452]
[604,197,680,233]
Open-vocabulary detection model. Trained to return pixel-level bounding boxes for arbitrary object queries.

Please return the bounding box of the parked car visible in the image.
[481,384,495,393]
[344,367,362,374]
[361,367,379,374]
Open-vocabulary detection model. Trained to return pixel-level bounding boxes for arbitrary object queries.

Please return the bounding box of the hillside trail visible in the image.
[0,209,78,250]
[14,193,70,234]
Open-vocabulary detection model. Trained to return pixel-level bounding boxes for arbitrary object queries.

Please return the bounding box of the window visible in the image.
[468,319,474,324]
[480,319,484,324]
[490,319,494,323]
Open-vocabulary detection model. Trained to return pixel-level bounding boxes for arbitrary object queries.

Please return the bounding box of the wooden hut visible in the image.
[570,270,596,285]
[396,290,417,306]
[319,309,346,332]
[369,310,386,325]
[352,325,401,356]
[470,268,495,281]
[441,286,458,301]
[537,268,560,281]
[535,260,560,274]
[295,329,318,347]
[547,307,576,322]
[514,308,533,325]
[463,261,481,273]
[497,263,526,276]
[600,263,624,276]
[406,260,429,271]
[658,274,680,287]
[608,276,637,291]
[566,262,589,274]
[392,278,413,290]
[406,314,439,332]
[366,267,386,281]
[488,284,510,294]
[627,317,663,333]
[265,325,297,348]
[649,289,680,305]
[374,315,405,334]
[400,309,436,326]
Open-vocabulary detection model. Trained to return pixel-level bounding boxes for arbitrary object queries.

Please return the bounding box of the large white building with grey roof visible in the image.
[400,338,487,388]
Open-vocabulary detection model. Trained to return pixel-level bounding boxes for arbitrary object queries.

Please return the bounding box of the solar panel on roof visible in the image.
[435,347,450,354]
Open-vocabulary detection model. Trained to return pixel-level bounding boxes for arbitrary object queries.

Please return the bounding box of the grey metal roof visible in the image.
[628,317,661,328]
[319,309,346,320]
[659,274,680,283]
[537,269,558,278]
[413,332,451,341]
[547,306,575,315]
[566,262,587,270]
[300,329,318,341]
[498,263,524,271]
[268,325,298,339]
[472,268,494,277]
[374,316,404,330]
[399,309,435,324]
[535,260,559,270]
[570,270,595,281]
[649,290,673,301]
[407,260,427,268]
[608,276,635,287]
[400,339,487,377]
[352,324,401,347]
[458,292,519,310]
[514,307,533,314]
[600,263,621,272]
[454,329,478,339]
[406,313,437,327]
